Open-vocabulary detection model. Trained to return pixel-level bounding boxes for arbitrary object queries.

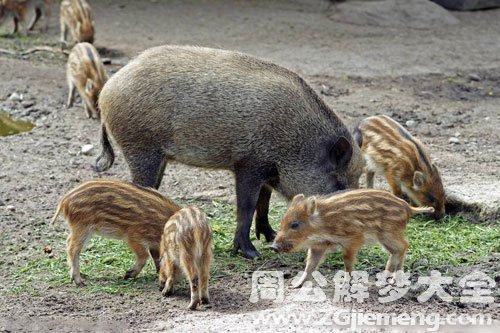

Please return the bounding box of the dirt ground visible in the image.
[0,0,499,332]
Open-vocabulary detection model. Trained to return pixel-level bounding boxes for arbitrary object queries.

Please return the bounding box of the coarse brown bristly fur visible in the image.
[51,178,181,287]
[159,206,213,310]
[353,115,445,219]
[0,0,51,34]
[66,42,108,119]
[59,0,94,44]
[272,189,434,287]
[94,45,364,259]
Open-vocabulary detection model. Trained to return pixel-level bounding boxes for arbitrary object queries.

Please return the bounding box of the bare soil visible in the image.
[0,0,499,332]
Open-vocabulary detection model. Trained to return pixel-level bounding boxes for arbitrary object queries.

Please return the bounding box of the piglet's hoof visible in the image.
[123,270,136,280]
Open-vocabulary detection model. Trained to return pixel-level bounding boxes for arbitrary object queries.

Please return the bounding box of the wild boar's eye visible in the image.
[290,221,301,230]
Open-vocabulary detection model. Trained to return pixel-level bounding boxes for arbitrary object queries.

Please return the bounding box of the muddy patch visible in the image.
[0,110,35,136]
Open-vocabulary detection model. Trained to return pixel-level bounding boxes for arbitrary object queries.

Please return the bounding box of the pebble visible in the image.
[454,132,461,137]
[22,101,35,108]
[6,205,15,211]
[449,137,461,144]
[468,73,481,81]
[81,144,94,155]
[8,92,23,101]
[0,199,4,206]
[405,120,417,128]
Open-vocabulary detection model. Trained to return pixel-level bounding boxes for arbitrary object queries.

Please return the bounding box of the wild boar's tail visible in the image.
[410,206,435,215]
[50,201,63,226]
[94,123,115,172]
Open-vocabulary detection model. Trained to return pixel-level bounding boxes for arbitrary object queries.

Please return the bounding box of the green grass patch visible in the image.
[8,199,499,295]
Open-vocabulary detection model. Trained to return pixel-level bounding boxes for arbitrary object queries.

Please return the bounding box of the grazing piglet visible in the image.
[353,115,445,219]
[159,206,213,310]
[50,178,181,287]
[271,189,434,287]
[66,42,108,119]
[59,0,94,44]
[0,0,51,34]
[95,45,364,259]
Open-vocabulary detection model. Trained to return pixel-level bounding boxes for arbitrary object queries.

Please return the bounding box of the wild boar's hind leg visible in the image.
[66,232,89,287]
[233,166,269,259]
[255,185,276,242]
[124,149,167,189]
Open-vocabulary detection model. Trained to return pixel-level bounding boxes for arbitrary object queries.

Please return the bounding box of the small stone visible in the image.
[8,92,23,101]
[449,137,461,145]
[405,120,417,128]
[22,101,35,108]
[6,205,15,211]
[81,144,94,155]
[454,132,461,137]
[0,199,4,206]
[468,73,481,81]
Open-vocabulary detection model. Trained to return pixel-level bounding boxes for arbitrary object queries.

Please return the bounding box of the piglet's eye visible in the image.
[426,194,436,204]
[290,221,301,230]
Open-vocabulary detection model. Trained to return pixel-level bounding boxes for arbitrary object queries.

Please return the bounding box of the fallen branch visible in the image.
[19,46,69,56]
[0,48,17,55]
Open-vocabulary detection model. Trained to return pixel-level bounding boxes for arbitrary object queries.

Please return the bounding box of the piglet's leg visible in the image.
[382,235,409,273]
[366,171,375,188]
[180,253,200,310]
[149,247,161,273]
[66,232,88,287]
[342,236,364,276]
[292,247,327,288]
[161,256,178,296]
[124,240,149,279]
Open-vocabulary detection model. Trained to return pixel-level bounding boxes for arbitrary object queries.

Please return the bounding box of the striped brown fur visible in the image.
[354,115,445,219]
[66,42,108,119]
[0,0,51,34]
[159,206,213,310]
[60,0,94,44]
[51,178,181,287]
[271,189,434,287]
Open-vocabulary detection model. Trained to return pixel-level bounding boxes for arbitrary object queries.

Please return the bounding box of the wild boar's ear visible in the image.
[291,194,306,206]
[413,171,426,189]
[306,196,317,216]
[330,136,353,168]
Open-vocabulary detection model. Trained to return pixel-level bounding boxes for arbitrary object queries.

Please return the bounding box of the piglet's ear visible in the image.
[330,136,353,168]
[307,196,317,216]
[291,194,305,206]
[413,171,426,189]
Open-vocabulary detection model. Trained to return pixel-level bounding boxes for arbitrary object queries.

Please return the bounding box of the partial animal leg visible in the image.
[255,185,276,242]
[66,231,89,287]
[233,166,267,259]
[122,148,166,188]
[199,253,212,305]
[66,79,76,108]
[149,247,161,273]
[124,240,150,279]
[293,247,328,288]
[382,235,409,273]
[180,252,200,310]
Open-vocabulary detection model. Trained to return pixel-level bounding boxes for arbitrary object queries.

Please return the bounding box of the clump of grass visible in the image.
[8,199,499,295]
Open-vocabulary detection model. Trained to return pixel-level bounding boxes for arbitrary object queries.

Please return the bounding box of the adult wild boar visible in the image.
[95,45,364,259]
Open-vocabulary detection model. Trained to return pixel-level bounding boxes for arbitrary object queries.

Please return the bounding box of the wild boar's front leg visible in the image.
[233,166,267,259]
[255,185,276,242]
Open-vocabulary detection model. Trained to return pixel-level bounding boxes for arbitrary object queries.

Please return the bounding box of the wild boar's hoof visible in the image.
[256,224,276,243]
[75,282,86,288]
[233,240,260,259]
[201,296,210,305]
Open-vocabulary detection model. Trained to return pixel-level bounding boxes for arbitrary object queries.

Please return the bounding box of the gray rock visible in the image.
[8,92,23,101]
[449,137,461,144]
[6,205,15,211]
[81,144,94,155]
[405,120,417,128]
